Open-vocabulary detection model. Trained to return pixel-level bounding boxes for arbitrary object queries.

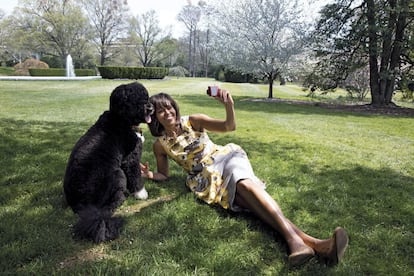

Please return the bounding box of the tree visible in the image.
[177,1,202,77]
[0,12,35,65]
[344,65,370,101]
[130,10,172,67]
[197,0,212,77]
[311,0,414,106]
[399,19,414,100]
[0,9,9,64]
[210,0,308,98]
[17,0,91,66]
[81,0,129,66]
[152,38,181,67]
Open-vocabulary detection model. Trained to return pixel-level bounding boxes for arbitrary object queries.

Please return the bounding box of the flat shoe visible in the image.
[288,247,315,267]
[331,227,349,265]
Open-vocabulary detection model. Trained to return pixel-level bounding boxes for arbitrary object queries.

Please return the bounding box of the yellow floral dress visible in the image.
[158,116,264,211]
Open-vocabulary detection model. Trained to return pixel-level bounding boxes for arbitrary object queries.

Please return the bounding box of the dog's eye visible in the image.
[145,103,154,115]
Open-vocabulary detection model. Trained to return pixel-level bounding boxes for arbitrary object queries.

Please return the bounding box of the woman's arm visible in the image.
[141,140,169,181]
[190,89,236,132]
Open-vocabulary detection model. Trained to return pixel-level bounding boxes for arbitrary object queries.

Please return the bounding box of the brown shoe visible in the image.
[288,246,315,267]
[322,227,349,266]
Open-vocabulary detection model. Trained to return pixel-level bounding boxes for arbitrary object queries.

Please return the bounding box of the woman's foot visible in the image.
[317,227,349,265]
[331,227,349,265]
[288,246,315,267]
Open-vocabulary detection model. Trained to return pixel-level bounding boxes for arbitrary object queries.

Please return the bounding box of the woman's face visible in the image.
[155,102,177,127]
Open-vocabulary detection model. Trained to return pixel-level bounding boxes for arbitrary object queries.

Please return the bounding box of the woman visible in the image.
[141,88,348,267]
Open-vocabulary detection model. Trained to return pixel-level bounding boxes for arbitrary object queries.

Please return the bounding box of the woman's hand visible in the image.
[217,88,236,131]
[215,88,234,106]
[190,87,236,132]
[140,159,169,181]
[140,162,153,179]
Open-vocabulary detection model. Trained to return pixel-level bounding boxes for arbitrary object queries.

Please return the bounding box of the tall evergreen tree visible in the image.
[310,0,413,106]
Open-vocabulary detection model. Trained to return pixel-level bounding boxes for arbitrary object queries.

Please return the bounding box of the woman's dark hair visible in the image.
[148,93,180,137]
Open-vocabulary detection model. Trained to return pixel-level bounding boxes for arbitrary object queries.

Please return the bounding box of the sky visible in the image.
[0,0,195,37]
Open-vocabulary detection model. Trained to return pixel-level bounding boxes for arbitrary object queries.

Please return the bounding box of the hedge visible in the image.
[97,66,168,79]
[29,68,96,76]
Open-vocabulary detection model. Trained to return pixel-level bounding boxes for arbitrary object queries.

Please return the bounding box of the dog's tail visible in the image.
[73,206,124,243]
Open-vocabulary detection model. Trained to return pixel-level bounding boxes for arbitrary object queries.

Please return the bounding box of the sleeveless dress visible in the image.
[158,116,265,211]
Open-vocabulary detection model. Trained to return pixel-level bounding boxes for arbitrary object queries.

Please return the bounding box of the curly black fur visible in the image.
[64,82,152,243]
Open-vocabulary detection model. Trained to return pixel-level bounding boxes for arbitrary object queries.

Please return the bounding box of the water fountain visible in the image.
[0,54,101,81]
[66,54,76,78]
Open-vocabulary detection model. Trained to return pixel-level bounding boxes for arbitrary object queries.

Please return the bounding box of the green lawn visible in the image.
[0,78,413,275]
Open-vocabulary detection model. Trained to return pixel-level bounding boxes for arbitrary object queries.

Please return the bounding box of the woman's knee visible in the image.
[236,178,256,193]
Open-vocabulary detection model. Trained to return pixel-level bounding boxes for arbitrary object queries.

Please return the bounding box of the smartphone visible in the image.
[207,86,219,97]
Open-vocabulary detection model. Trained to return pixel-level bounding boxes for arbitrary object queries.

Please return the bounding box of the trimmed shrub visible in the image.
[0,67,15,76]
[74,69,97,76]
[224,69,258,83]
[29,68,96,76]
[14,59,49,76]
[169,66,189,77]
[29,68,63,76]
[214,67,258,83]
[97,66,168,79]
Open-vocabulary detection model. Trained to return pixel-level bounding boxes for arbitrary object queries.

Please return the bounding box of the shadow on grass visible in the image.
[0,118,84,273]
[121,133,414,274]
[0,117,203,274]
[211,134,414,274]
[1,117,413,275]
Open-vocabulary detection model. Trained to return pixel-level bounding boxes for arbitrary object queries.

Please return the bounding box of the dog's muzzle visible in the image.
[145,103,154,123]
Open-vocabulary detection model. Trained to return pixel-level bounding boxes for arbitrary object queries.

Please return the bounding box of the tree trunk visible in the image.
[366,0,407,106]
[268,76,273,98]
[100,45,106,66]
[192,28,198,76]
[205,28,209,78]
[366,0,382,105]
[188,29,193,77]
[385,0,407,104]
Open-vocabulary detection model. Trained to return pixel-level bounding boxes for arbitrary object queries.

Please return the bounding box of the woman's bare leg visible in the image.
[234,179,314,266]
[234,179,348,265]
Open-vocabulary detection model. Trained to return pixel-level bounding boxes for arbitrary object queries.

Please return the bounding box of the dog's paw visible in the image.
[133,187,148,200]
[136,131,145,143]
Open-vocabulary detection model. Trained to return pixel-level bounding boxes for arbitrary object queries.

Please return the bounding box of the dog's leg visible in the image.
[133,187,148,200]
[122,140,148,200]
[101,168,128,211]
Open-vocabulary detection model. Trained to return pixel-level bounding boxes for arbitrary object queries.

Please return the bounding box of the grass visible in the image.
[0,78,413,275]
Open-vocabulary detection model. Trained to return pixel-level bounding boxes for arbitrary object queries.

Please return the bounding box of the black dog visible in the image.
[64,82,153,243]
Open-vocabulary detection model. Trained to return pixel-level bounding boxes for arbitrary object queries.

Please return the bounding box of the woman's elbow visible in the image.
[151,171,169,182]
[226,123,236,132]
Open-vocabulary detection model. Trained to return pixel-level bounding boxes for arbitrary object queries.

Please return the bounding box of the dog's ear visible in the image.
[110,82,149,125]
[110,84,129,112]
